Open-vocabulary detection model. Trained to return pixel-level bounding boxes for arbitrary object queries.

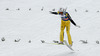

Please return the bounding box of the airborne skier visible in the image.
[50,8,80,46]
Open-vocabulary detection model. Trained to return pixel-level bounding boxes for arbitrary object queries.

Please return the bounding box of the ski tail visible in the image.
[64,40,74,51]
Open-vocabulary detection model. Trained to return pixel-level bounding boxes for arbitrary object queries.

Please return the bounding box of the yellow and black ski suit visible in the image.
[50,11,76,45]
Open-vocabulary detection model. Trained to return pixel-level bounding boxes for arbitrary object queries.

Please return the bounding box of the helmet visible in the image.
[58,8,66,15]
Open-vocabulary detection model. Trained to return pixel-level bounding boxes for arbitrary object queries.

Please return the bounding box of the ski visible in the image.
[41,40,74,51]
[41,40,65,45]
[64,40,74,51]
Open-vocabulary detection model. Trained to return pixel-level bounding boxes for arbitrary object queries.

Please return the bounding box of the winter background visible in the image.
[0,0,100,56]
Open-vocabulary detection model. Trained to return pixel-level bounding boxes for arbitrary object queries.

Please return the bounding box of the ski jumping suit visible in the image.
[50,11,76,45]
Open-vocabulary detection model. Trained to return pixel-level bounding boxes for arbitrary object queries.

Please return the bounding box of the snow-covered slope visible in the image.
[0,0,100,56]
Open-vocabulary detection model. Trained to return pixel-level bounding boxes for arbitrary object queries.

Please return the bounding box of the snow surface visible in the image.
[0,0,100,56]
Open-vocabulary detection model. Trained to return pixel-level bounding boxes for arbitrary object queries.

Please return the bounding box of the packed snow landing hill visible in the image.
[0,0,100,56]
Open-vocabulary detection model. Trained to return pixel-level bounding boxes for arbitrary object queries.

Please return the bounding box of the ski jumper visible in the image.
[50,11,76,45]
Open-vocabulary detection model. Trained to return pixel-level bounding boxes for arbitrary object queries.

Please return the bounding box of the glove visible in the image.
[49,11,53,13]
[49,11,53,14]
[76,25,80,28]
[49,11,52,13]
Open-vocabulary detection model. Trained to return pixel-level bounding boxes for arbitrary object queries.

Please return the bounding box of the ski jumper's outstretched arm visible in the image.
[67,13,76,26]
[49,11,58,15]
[50,11,80,28]
[50,11,76,26]
[67,13,80,28]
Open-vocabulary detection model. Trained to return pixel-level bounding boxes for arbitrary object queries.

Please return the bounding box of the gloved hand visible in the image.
[49,11,53,14]
[49,11,51,13]
[76,25,80,28]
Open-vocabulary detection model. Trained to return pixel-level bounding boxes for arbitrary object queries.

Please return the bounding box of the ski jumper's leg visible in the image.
[60,20,65,42]
[66,20,72,45]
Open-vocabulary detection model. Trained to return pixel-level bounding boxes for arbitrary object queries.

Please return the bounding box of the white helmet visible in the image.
[58,8,67,14]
